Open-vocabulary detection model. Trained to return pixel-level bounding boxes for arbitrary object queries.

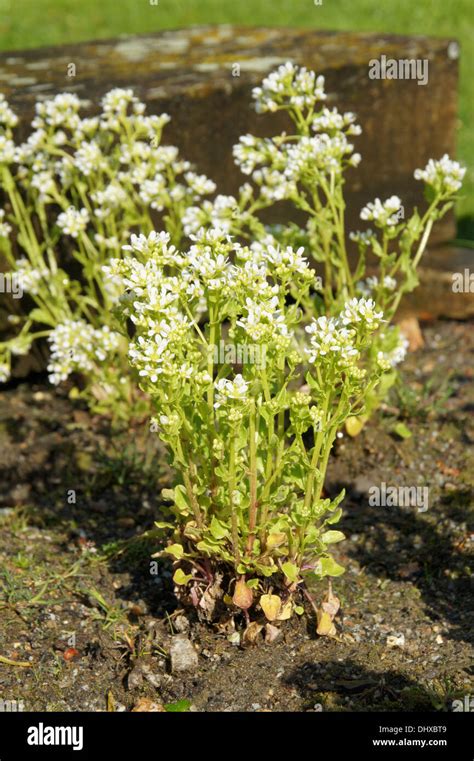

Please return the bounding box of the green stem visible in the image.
[247,398,258,554]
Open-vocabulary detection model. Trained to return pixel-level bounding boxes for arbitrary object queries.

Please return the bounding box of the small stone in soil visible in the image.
[173,615,190,633]
[170,635,199,674]
[386,633,405,648]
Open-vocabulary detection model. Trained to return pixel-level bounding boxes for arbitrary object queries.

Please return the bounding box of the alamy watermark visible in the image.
[368,55,429,86]
[452,269,474,293]
[0,698,24,712]
[368,482,429,513]
[210,341,267,369]
[0,272,23,299]
[27,723,83,751]
[452,695,474,712]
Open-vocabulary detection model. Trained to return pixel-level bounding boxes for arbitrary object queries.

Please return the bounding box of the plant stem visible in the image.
[229,434,240,566]
[247,398,258,554]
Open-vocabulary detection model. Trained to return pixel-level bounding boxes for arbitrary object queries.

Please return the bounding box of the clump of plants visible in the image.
[0,65,465,426]
[0,63,466,630]
[0,89,215,416]
[183,62,465,428]
[112,228,387,624]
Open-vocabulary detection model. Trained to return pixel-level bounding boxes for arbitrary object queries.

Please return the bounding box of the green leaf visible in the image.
[325,507,342,525]
[393,422,412,439]
[164,699,191,712]
[246,578,260,589]
[209,516,229,540]
[28,308,55,327]
[167,543,184,559]
[154,521,174,530]
[173,568,193,585]
[281,561,299,583]
[319,556,345,578]
[321,530,345,544]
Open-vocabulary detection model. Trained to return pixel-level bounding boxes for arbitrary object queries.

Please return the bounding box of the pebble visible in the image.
[170,635,199,674]
[386,633,405,648]
[173,615,190,634]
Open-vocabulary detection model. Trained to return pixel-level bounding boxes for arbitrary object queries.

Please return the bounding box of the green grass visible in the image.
[1,0,472,223]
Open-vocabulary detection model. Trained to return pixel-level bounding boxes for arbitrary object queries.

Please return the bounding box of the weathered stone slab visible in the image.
[0,25,460,242]
[396,245,474,320]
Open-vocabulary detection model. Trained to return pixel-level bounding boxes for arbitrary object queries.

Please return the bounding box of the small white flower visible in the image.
[0,95,18,129]
[341,297,383,328]
[360,196,402,227]
[57,207,89,238]
[0,209,12,238]
[414,154,466,194]
[214,374,249,408]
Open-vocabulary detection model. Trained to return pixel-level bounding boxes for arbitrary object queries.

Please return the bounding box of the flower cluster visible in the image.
[360,196,403,227]
[0,88,217,415]
[414,154,466,195]
[47,320,120,385]
[252,62,326,113]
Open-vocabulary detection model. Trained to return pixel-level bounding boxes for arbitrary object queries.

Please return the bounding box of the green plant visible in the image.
[112,228,387,621]
[182,63,465,429]
[0,89,215,418]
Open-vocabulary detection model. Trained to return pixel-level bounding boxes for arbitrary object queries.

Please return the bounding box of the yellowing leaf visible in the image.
[321,530,345,545]
[266,532,286,550]
[232,578,253,610]
[260,594,282,622]
[317,581,340,637]
[276,599,293,621]
[345,415,367,437]
[316,609,337,637]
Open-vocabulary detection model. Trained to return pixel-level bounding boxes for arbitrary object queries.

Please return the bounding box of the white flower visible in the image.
[33,93,81,130]
[267,245,308,272]
[184,172,216,196]
[305,315,358,364]
[377,334,408,370]
[312,107,362,136]
[214,374,249,408]
[350,229,374,246]
[414,154,466,194]
[56,207,89,237]
[101,88,137,115]
[30,170,56,201]
[236,296,290,343]
[138,176,166,210]
[383,276,397,291]
[0,135,15,164]
[360,196,402,227]
[47,320,120,384]
[74,141,107,176]
[15,258,49,295]
[0,95,18,129]
[355,275,395,297]
[0,209,12,238]
[252,62,326,114]
[341,297,383,328]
